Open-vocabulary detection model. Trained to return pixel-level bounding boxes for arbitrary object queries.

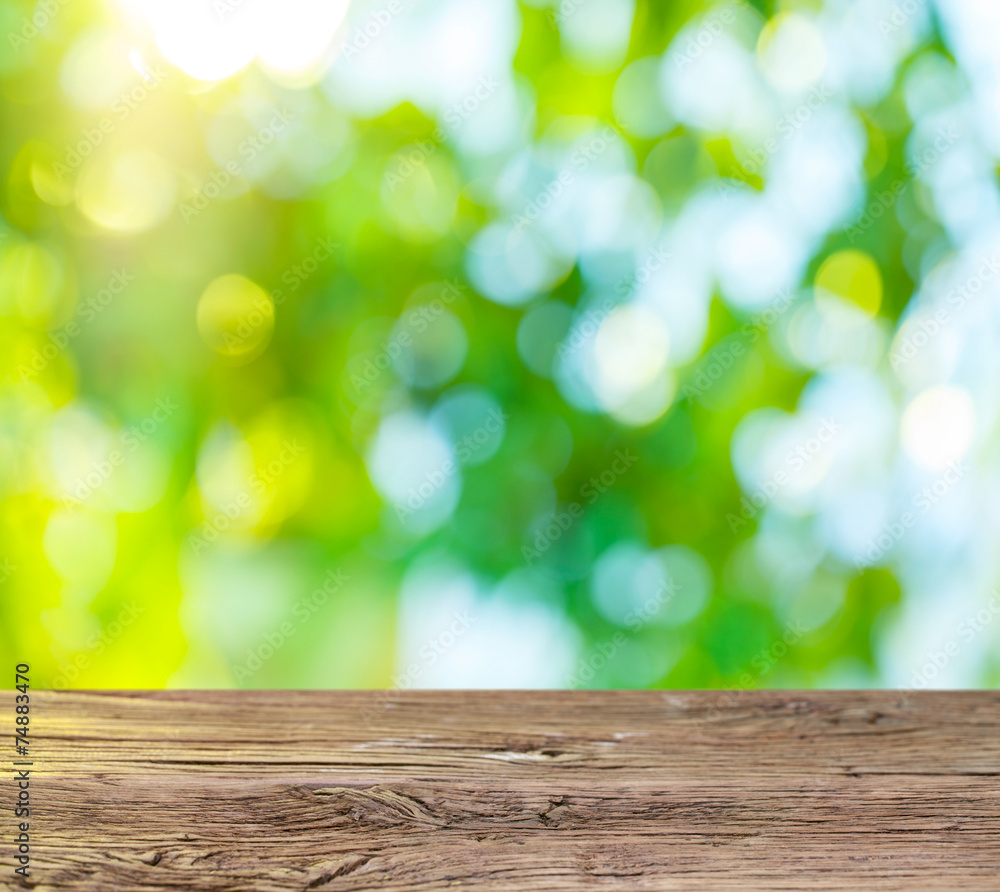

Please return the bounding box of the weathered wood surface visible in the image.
[6,690,1000,890]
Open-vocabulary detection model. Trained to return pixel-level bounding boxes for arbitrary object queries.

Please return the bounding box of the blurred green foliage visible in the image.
[0,0,967,690]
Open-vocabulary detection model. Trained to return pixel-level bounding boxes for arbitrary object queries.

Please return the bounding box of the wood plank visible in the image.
[5,691,999,890]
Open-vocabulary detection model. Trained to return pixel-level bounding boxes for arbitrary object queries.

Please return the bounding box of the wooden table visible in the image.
[8,690,1000,889]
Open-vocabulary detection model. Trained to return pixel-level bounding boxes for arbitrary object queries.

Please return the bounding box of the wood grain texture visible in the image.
[5,690,1000,890]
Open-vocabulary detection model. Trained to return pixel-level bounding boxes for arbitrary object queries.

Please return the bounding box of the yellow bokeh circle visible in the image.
[76,149,177,233]
[0,242,76,327]
[814,249,883,316]
[196,274,275,362]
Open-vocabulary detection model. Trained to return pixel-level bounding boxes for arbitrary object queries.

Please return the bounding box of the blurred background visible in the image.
[1,0,999,690]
